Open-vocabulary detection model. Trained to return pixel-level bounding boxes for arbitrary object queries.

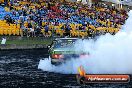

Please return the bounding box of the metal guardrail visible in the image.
[102,0,132,6]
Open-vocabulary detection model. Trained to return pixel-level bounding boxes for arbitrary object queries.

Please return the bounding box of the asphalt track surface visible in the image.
[0,49,131,88]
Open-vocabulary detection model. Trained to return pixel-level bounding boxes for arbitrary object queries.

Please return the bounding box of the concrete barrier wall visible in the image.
[0,44,48,50]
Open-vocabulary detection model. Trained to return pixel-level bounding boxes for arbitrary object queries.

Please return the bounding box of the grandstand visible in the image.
[0,0,128,38]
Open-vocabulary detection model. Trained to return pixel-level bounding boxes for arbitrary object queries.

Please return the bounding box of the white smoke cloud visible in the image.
[38,10,132,74]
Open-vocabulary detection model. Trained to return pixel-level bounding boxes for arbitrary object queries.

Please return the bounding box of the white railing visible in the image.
[102,0,132,6]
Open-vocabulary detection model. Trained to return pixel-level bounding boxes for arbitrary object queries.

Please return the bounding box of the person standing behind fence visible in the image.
[44,23,49,37]
[28,22,32,37]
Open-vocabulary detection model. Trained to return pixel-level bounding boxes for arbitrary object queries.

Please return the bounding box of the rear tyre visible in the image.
[80,77,85,84]
[51,61,56,65]
[76,75,85,85]
[51,61,61,66]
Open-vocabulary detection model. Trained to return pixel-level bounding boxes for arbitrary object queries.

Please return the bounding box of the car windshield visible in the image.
[53,39,77,48]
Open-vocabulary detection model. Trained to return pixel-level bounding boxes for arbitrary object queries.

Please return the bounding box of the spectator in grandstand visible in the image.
[4,14,12,24]
[36,26,41,37]
[65,24,71,36]
[44,23,49,37]
[4,0,8,6]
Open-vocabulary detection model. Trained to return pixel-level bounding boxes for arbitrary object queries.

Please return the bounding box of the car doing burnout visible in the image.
[48,38,89,65]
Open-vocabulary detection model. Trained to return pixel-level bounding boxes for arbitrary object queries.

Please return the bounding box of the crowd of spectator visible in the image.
[0,0,129,38]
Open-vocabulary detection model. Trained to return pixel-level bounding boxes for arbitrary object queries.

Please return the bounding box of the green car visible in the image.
[48,38,89,65]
